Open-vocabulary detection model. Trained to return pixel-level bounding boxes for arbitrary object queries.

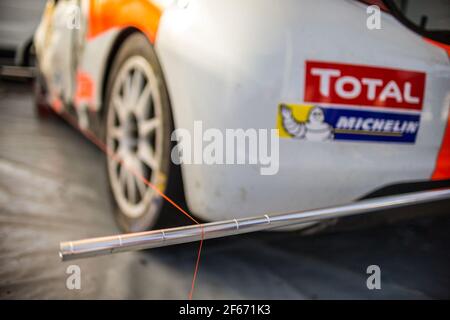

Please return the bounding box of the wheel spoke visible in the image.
[113,95,127,123]
[139,118,160,137]
[110,126,124,140]
[128,156,148,198]
[136,176,147,198]
[109,154,121,176]
[135,83,152,120]
[123,73,133,108]
[127,171,137,203]
[138,140,158,170]
[110,146,125,164]
[119,163,128,190]
[131,70,143,104]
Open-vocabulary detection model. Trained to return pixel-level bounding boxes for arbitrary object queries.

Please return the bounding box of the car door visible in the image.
[35,0,81,107]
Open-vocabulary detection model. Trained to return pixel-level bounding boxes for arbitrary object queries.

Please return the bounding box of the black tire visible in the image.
[103,33,176,232]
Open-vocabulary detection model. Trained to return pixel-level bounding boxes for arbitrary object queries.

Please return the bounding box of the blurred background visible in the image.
[0,0,449,299]
[0,0,46,72]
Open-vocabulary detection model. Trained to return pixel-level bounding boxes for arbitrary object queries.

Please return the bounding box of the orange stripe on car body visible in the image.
[424,37,450,180]
[74,71,95,109]
[88,0,163,43]
[424,38,450,56]
[432,113,450,180]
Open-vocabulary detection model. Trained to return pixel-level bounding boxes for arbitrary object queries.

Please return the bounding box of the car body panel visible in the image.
[155,0,450,220]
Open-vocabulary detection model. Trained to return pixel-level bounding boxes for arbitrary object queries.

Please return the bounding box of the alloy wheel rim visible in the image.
[106,56,163,219]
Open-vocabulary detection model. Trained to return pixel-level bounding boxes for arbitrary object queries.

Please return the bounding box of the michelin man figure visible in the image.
[280,105,333,141]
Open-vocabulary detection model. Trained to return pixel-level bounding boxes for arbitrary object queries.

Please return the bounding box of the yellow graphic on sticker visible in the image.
[277,103,334,141]
[277,104,315,137]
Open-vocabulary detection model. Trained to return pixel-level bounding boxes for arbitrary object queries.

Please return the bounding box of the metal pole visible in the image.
[60,188,450,261]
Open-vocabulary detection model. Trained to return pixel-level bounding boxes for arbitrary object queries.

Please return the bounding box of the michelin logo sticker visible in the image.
[277,104,421,143]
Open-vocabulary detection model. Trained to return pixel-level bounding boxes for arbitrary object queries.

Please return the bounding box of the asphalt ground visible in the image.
[0,80,449,299]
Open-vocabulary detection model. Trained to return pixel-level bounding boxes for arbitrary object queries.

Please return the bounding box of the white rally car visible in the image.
[34,0,450,232]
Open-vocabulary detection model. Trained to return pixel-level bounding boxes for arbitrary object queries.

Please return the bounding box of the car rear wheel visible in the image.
[104,33,173,232]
